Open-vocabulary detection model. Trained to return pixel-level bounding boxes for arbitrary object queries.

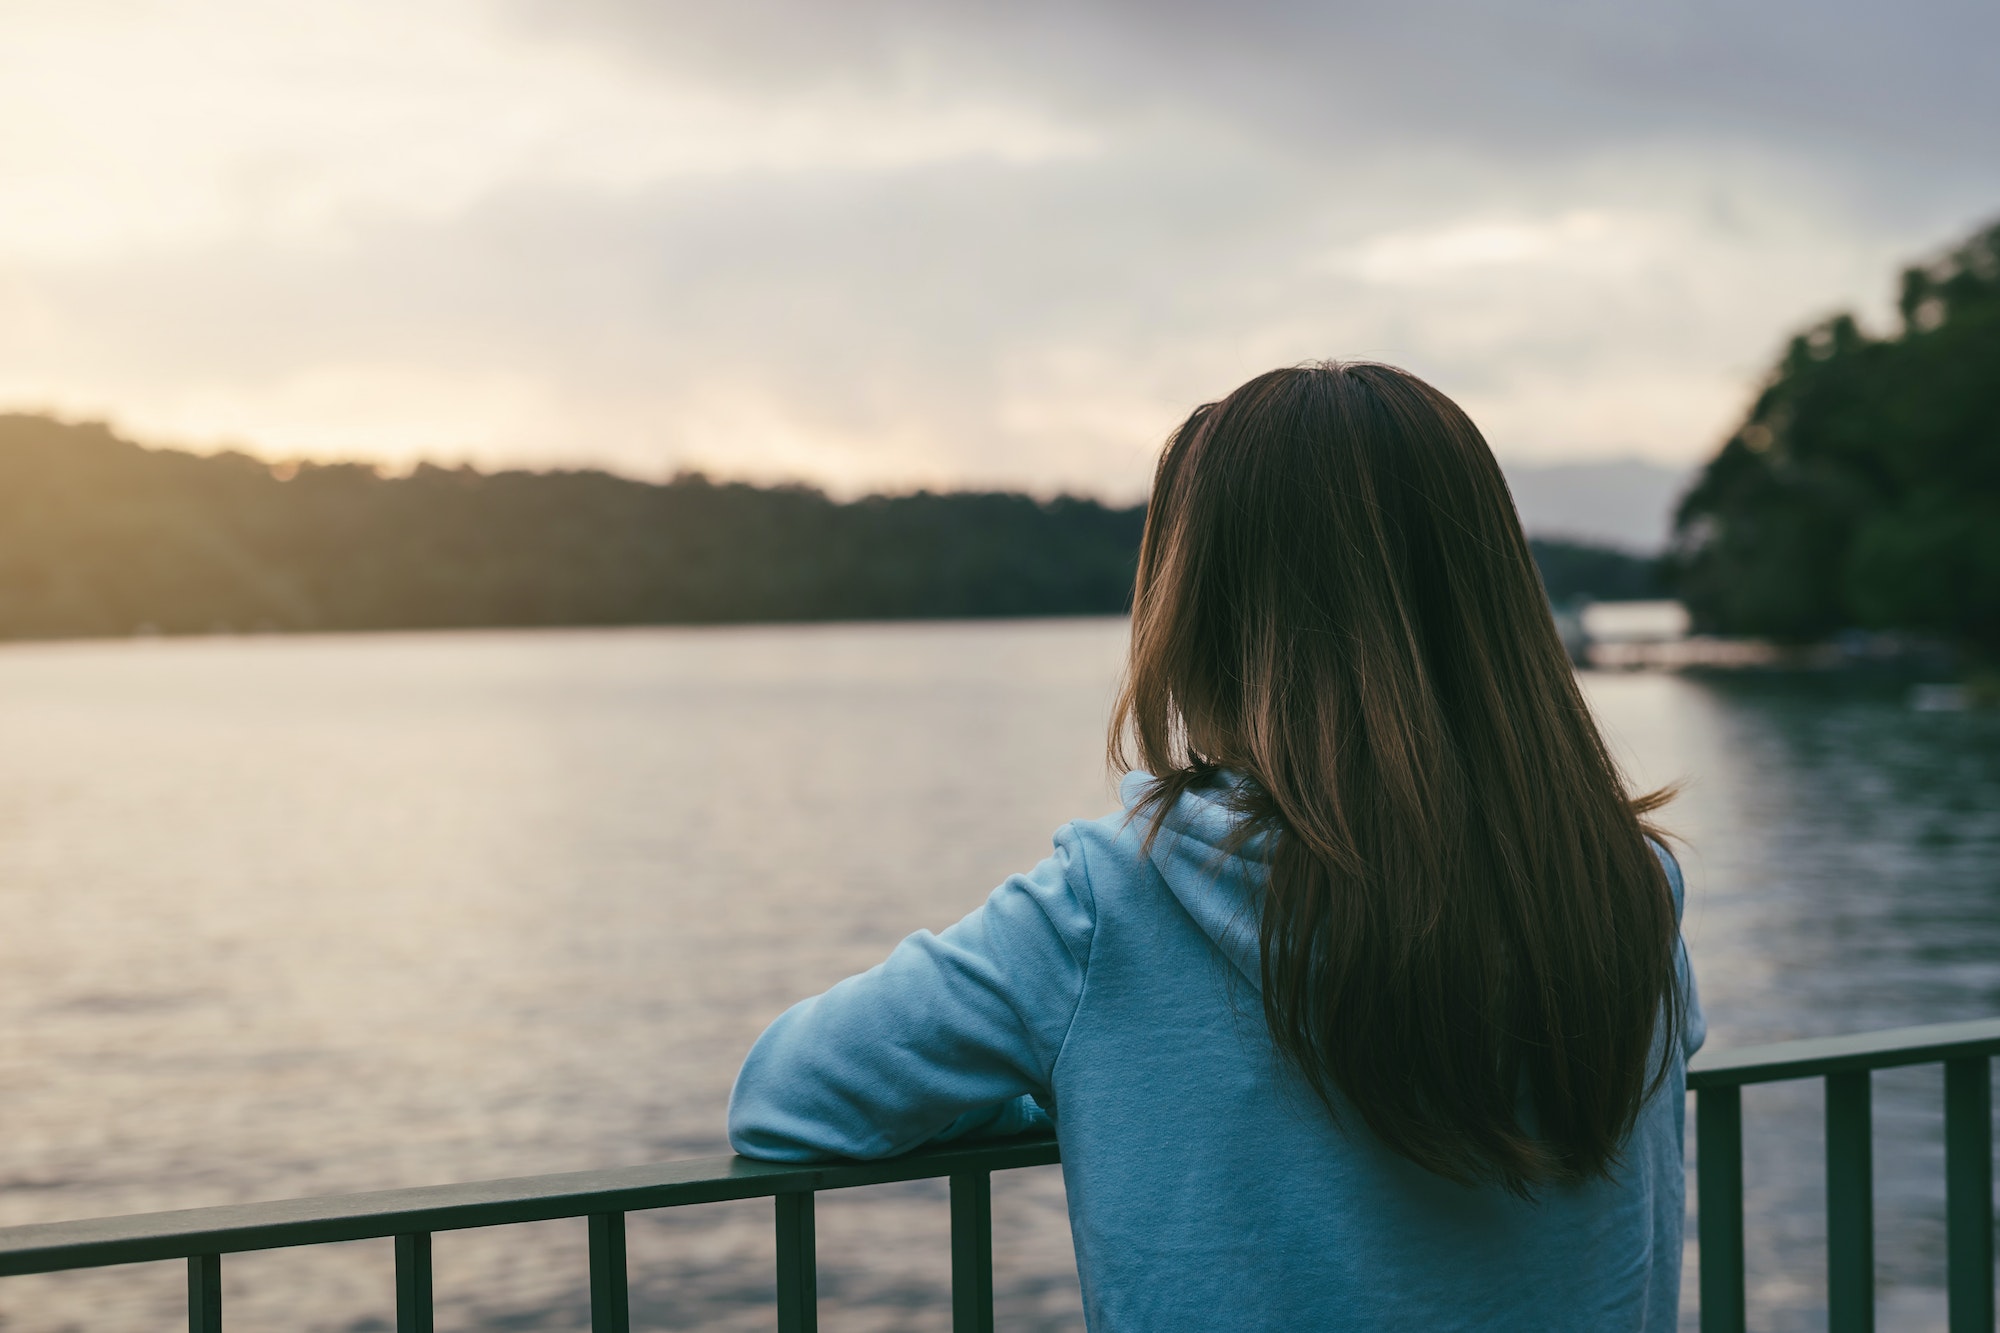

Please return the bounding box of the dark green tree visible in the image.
[1670,220,2000,654]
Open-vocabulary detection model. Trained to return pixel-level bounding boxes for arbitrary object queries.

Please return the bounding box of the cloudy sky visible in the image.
[2,0,1994,500]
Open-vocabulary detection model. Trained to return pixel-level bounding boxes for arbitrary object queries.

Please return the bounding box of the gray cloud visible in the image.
[520,0,2000,181]
[2,0,1993,518]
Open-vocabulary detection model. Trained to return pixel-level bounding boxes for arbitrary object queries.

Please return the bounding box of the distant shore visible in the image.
[0,413,1659,646]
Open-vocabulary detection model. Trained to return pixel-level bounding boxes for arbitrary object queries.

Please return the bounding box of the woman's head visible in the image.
[1114,361,1678,1195]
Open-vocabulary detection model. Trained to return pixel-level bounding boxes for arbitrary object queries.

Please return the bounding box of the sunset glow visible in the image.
[1,0,1993,495]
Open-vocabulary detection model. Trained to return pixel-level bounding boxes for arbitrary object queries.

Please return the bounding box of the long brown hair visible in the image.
[1112,362,1679,1196]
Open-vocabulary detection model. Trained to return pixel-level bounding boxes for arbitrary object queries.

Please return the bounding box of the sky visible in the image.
[1,0,1995,502]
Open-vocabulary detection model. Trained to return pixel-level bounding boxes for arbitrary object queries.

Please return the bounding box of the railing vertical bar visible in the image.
[394,1233,433,1333]
[775,1191,817,1333]
[1826,1070,1875,1333]
[950,1170,996,1333]
[186,1253,221,1333]
[1945,1056,1994,1333]
[588,1212,630,1333]
[1697,1084,1746,1333]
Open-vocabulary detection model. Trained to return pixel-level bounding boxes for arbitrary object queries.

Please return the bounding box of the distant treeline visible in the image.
[1672,217,2000,655]
[1527,538,1662,605]
[0,414,1656,641]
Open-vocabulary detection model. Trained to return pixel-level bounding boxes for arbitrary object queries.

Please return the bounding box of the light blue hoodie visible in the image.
[729,772,1704,1330]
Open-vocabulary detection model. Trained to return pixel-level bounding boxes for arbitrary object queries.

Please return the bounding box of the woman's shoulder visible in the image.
[1644,836,1686,923]
[1028,773,1194,928]
[1041,779,1150,909]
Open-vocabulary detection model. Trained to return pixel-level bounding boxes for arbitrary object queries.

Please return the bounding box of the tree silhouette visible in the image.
[1671,219,2000,655]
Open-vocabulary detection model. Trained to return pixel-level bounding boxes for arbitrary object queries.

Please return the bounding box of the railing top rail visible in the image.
[1687,1016,2000,1090]
[0,1134,1059,1278]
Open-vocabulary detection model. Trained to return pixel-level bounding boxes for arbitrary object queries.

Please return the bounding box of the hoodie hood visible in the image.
[1117,771,1696,1045]
[1119,769,1271,993]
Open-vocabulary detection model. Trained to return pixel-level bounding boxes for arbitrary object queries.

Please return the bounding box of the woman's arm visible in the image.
[727,828,1095,1161]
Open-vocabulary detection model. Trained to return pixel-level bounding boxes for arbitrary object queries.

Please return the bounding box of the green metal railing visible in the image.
[0,1133,1059,1332]
[0,1017,1992,1330]
[1690,1016,2000,1333]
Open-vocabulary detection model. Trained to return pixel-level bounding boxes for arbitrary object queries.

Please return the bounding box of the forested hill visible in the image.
[0,414,1653,641]
[0,416,1148,637]
[1671,217,2000,654]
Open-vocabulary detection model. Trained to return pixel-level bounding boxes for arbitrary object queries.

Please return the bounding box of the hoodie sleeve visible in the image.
[727,825,1096,1161]
[1653,840,1705,1059]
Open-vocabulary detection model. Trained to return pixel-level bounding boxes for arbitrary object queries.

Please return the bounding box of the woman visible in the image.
[728,362,1702,1330]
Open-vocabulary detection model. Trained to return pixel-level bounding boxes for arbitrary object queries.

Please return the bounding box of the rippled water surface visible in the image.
[0,621,1995,1331]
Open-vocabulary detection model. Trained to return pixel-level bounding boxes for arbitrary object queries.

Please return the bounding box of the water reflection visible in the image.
[1585,671,2000,1332]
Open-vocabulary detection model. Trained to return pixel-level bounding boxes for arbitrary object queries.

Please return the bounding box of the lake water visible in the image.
[0,619,1994,1331]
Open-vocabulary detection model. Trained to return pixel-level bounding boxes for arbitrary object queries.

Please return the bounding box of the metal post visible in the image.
[1826,1070,1875,1333]
[1944,1056,1993,1333]
[775,1192,817,1333]
[395,1233,433,1333]
[588,1212,630,1333]
[1697,1085,1746,1333]
[187,1253,221,1333]
[950,1171,995,1333]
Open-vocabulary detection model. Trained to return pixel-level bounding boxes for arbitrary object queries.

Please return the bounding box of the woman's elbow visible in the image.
[727,1073,829,1161]
[728,1120,831,1162]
